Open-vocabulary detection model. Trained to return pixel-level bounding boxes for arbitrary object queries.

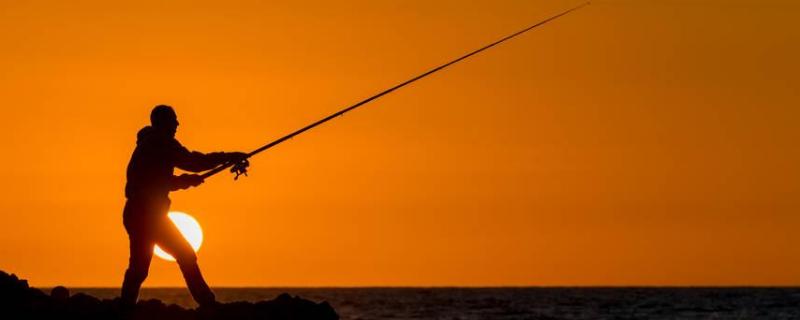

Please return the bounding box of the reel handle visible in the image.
[230,158,250,180]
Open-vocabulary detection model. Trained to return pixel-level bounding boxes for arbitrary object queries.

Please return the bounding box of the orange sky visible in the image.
[0,0,798,287]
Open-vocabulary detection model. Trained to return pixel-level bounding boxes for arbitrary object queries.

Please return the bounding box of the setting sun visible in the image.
[154,211,204,262]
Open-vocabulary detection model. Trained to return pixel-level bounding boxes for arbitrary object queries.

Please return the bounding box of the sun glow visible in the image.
[154,211,204,261]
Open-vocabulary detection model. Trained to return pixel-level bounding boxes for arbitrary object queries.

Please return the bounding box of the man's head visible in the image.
[150,105,179,136]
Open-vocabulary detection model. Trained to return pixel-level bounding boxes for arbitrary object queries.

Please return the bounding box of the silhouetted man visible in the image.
[121,105,246,307]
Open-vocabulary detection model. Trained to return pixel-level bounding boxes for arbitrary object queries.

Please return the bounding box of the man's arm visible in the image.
[171,140,246,173]
[170,174,204,191]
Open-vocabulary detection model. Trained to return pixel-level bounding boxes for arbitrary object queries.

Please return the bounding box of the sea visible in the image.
[74,287,800,319]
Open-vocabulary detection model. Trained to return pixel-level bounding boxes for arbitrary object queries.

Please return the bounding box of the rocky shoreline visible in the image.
[0,270,338,319]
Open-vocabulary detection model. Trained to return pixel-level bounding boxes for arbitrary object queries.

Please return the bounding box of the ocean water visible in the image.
[75,287,800,319]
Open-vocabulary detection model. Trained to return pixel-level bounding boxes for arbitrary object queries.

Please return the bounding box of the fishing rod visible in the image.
[202,2,591,180]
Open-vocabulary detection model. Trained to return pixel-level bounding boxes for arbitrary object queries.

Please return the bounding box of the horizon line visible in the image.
[46,285,800,289]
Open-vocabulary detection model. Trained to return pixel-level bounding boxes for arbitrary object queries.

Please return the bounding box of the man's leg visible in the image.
[154,217,216,306]
[120,227,154,307]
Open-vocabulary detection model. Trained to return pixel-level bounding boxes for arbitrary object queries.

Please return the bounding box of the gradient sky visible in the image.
[0,0,798,287]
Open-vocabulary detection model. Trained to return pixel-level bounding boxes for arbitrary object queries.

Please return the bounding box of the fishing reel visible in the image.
[230,158,250,180]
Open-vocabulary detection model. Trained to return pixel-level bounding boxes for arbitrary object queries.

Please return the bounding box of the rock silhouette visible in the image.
[0,270,338,320]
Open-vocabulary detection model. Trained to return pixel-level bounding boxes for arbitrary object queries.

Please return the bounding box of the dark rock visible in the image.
[51,286,70,301]
[0,270,338,320]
